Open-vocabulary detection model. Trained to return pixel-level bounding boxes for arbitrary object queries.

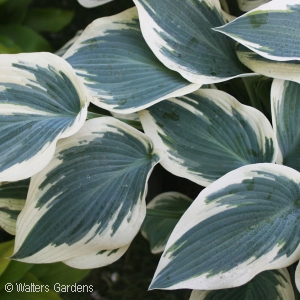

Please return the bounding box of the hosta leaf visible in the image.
[0,260,33,290]
[141,192,192,254]
[12,117,161,264]
[77,0,113,8]
[0,52,88,181]
[23,8,74,33]
[29,263,89,286]
[139,89,277,187]
[133,0,251,85]
[63,244,130,269]
[55,30,83,57]
[0,179,29,235]
[0,240,14,277]
[0,25,53,53]
[296,261,300,293]
[190,269,294,300]
[150,164,300,290]
[63,8,199,113]
[237,0,271,12]
[236,44,300,83]
[272,79,300,170]
[215,0,300,61]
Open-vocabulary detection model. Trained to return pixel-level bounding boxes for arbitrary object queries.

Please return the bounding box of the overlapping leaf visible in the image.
[140,89,277,186]
[296,261,300,293]
[133,0,251,85]
[0,179,29,235]
[0,53,88,181]
[236,44,300,83]
[141,192,192,254]
[64,244,130,269]
[63,7,199,113]
[237,0,271,12]
[190,269,294,300]
[150,164,300,290]
[272,79,300,171]
[12,117,161,264]
[215,0,300,61]
[77,0,113,8]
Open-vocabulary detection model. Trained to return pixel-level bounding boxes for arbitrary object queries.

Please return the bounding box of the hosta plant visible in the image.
[1,0,300,298]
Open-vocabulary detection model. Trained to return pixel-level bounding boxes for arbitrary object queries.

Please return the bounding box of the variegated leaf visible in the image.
[215,0,300,61]
[141,192,192,254]
[272,79,300,171]
[55,30,83,57]
[190,269,294,300]
[150,164,300,290]
[77,0,113,8]
[236,44,300,83]
[0,180,29,235]
[63,244,130,269]
[237,0,271,12]
[133,0,252,85]
[139,89,277,187]
[63,8,199,114]
[12,117,161,264]
[0,53,89,181]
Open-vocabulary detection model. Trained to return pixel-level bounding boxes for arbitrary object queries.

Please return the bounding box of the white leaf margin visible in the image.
[151,163,300,290]
[0,52,89,181]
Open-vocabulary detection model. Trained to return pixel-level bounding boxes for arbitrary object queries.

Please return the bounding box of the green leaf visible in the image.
[0,0,33,25]
[30,263,89,286]
[150,164,300,290]
[0,240,14,277]
[133,0,251,84]
[0,180,29,235]
[77,0,113,8]
[236,44,300,83]
[0,52,89,181]
[237,0,271,12]
[64,244,130,269]
[140,89,277,186]
[214,1,300,61]
[271,79,300,170]
[0,273,62,300]
[12,117,161,264]
[24,8,74,33]
[0,260,33,290]
[64,7,199,113]
[190,269,295,300]
[0,25,53,52]
[141,192,192,254]
[0,35,22,54]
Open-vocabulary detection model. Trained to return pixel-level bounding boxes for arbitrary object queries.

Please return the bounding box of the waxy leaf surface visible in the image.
[13,117,161,264]
[272,80,300,170]
[64,8,199,113]
[133,0,251,85]
[0,53,88,181]
[215,0,300,61]
[190,269,294,300]
[140,89,277,186]
[151,164,300,290]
